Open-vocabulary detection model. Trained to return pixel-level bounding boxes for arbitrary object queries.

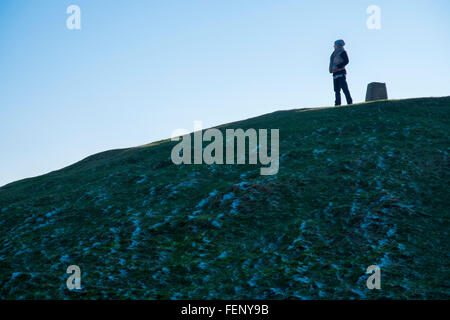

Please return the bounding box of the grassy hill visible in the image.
[0,97,449,299]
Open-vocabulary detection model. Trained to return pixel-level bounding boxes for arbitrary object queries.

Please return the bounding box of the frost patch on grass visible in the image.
[230,199,240,214]
[136,175,147,184]
[45,209,61,218]
[196,190,218,208]
[128,212,142,250]
[235,182,249,190]
[221,192,235,202]
[218,251,227,259]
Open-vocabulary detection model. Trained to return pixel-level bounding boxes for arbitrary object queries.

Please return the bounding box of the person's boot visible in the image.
[335,92,341,106]
[346,97,353,105]
[344,91,352,105]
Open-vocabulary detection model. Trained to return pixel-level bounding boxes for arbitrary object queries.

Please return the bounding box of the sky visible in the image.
[0,0,449,187]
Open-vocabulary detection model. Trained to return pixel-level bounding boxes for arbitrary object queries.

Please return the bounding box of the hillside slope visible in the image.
[0,97,449,299]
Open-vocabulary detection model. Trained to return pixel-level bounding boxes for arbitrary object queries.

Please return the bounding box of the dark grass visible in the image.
[0,97,449,299]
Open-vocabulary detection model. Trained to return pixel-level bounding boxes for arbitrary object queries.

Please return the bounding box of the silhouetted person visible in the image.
[329,39,353,106]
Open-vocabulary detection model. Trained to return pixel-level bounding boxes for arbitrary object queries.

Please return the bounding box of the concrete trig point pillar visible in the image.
[365,82,388,102]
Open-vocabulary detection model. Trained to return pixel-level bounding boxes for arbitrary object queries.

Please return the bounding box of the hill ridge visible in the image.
[0,96,449,299]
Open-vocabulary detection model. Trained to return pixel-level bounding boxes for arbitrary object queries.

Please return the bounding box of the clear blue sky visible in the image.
[1,0,449,186]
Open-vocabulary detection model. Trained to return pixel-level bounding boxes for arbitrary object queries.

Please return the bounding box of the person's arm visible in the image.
[337,51,349,69]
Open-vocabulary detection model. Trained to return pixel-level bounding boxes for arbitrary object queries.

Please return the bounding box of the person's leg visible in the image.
[341,76,353,104]
[333,78,341,106]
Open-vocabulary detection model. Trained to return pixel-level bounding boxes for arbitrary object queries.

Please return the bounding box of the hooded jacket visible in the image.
[329,49,349,77]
